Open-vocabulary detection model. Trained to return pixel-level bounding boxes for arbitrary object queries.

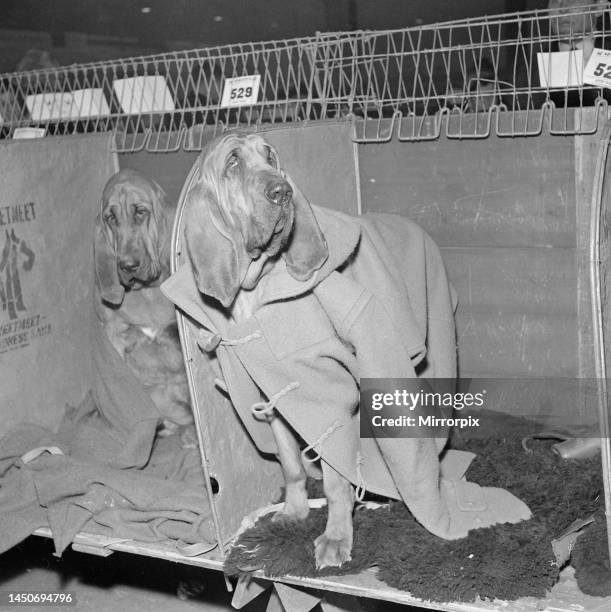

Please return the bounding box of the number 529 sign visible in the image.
[220,75,261,108]
[583,48,611,88]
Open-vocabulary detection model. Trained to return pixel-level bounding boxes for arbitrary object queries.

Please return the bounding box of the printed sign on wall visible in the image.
[0,202,51,353]
[0,134,117,435]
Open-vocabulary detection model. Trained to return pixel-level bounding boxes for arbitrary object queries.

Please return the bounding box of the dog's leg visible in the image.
[302,457,323,481]
[270,415,309,521]
[314,461,354,569]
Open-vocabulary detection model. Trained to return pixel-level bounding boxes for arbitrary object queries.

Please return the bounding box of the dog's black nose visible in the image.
[265,180,292,205]
[119,258,139,273]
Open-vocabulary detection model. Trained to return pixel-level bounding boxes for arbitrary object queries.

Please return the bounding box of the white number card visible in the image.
[220,75,261,108]
[584,48,611,88]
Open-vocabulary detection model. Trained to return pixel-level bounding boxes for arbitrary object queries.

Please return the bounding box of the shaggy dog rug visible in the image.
[224,412,605,602]
[571,509,611,597]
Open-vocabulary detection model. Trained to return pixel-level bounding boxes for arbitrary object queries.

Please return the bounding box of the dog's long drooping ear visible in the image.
[184,183,248,308]
[94,214,125,306]
[282,173,329,281]
[150,179,171,228]
[149,178,172,267]
[149,179,164,226]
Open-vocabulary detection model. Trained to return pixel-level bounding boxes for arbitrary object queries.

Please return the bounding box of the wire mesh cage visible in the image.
[1,3,611,151]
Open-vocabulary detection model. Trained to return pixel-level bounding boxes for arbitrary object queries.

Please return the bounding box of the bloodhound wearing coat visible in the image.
[168,132,533,570]
[94,168,193,435]
[183,133,354,568]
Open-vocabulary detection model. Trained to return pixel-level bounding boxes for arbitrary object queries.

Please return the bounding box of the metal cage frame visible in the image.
[2,4,611,150]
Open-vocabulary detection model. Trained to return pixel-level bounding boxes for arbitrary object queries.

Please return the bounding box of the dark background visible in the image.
[0,0,548,72]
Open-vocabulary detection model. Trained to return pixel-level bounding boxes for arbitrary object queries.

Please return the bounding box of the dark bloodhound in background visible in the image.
[94,168,193,435]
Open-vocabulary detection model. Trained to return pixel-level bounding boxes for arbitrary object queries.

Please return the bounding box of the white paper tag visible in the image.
[13,127,46,139]
[220,75,261,108]
[583,47,611,88]
[26,92,75,121]
[26,89,111,121]
[537,49,584,88]
[71,88,111,118]
[113,75,175,114]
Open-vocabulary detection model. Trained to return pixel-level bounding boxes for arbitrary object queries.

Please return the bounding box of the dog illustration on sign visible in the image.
[0,228,35,320]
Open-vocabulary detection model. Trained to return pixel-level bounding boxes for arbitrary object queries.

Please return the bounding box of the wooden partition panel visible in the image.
[357,110,598,428]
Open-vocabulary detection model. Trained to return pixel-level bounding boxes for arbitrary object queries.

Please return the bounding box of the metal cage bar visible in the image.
[0,4,611,149]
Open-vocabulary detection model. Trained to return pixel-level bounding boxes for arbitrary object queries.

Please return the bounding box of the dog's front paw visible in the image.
[314,533,352,569]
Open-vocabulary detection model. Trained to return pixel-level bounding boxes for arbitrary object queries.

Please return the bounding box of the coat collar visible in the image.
[161,205,361,330]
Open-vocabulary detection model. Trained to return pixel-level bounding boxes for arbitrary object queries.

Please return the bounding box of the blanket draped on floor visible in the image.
[0,316,214,557]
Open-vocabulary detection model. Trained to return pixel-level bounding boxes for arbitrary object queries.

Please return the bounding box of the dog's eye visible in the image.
[134,207,149,222]
[104,212,117,226]
[266,148,278,168]
[226,153,239,170]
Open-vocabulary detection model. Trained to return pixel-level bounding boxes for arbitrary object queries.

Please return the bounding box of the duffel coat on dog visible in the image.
[163,198,527,539]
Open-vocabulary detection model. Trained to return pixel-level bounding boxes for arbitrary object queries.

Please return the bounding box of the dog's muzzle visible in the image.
[265,179,292,207]
[244,177,295,260]
[117,251,159,287]
[119,256,140,275]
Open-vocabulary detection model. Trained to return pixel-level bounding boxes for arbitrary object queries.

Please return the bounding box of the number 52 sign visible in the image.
[584,48,611,88]
[220,75,261,108]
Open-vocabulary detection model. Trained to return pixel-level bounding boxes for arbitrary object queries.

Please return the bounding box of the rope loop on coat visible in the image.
[197,329,262,352]
[355,451,366,502]
[301,420,343,463]
[20,446,64,464]
[221,331,262,346]
[251,381,300,421]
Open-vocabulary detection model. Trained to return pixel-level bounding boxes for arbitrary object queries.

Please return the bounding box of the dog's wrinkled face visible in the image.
[202,133,295,263]
[100,169,165,289]
[185,131,329,308]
